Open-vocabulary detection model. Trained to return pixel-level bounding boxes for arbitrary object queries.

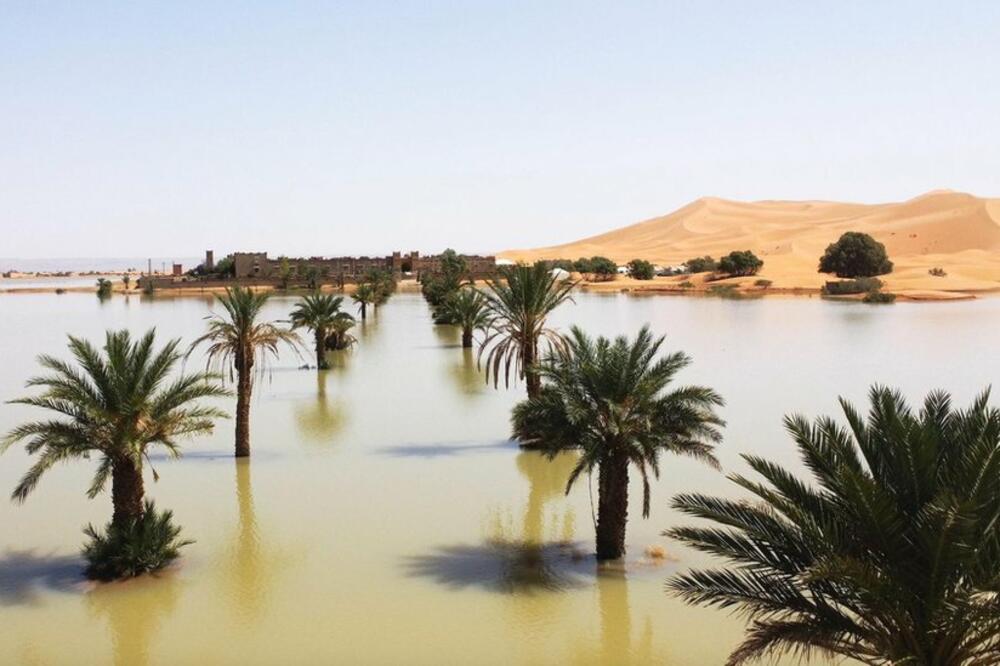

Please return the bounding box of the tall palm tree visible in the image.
[441,287,491,348]
[189,287,301,457]
[352,282,376,321]
[479,263,576,397]
[512,325,724,560]
[289,293,353,369]
[1,329,228,527]
[667,387,1000,666]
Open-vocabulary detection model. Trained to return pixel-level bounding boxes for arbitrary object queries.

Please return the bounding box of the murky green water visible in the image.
[2,290,997,664]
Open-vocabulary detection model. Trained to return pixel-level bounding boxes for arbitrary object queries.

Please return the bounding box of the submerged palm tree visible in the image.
[325,316,357,351]
[667,386,1000,666]
[2,329,227,527]
[366,268,397,308]
[512,326,724,560]
[442,287,491,348]
[190,287,301,457]
[352,283,376,321]
[479,263,576,397]
[289,293,354,369]
[96,278,113,298]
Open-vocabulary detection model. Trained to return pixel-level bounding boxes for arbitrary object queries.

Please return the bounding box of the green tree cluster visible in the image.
[819,231,893,278]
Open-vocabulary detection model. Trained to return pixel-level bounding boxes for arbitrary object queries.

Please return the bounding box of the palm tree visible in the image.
[122,274,131,291]
[479,263,576,398]
[667,387,1000,666]
[512,325,724,560]
[96,278,113,298]
[289,293,353,369]
[365,268,397,309]
[325,316,357,351]
[352,282,376,321]
[441,287,491,348]
[189,287,301,457]
[1,329,228,527]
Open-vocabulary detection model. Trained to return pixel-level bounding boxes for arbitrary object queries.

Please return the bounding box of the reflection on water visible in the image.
[87,574,180,666]
[515,450,578,545]
[226,460,264,622]
[406,450,586,594]
[432,323,461,348]
[294,371,347,443]
[447,346,485,397]
[590,569,655,665]
[7,290,985,663]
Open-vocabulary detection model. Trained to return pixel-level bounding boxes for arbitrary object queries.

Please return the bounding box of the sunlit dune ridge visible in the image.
[502,190,1000,294]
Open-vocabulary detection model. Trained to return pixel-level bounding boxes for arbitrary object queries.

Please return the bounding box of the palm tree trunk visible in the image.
[462,326,473,348]
[111,458,145,527]
[524,338,541,398]
[235,367,252,458]
[315,329,328,369]
[596,453,629,560]
[360,303,367,321]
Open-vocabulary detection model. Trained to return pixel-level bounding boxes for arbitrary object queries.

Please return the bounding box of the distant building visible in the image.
[205,250,214,272]
[230,251,495,281]
[172,263,183,276]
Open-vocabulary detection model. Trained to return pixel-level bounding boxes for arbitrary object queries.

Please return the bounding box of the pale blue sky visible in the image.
[2,1,998,259]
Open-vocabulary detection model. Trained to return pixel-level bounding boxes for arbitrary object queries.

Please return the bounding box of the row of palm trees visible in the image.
[7,267,1000,663]
[433,262,1000,664]
[0,284,379,577]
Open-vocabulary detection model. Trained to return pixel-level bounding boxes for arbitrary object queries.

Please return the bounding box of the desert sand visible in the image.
[501,190,1000,299]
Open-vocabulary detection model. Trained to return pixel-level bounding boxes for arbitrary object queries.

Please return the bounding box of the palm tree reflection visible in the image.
[87,573,180,666]
[294,370,347,443]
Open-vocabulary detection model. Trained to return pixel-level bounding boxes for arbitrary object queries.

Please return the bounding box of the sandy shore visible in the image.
[501,190,1000,301]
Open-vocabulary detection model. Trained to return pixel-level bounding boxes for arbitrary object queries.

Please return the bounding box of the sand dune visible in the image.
[500,190,1000,296]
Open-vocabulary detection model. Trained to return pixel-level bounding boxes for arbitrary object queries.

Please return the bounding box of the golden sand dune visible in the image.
[501,190,1000,296]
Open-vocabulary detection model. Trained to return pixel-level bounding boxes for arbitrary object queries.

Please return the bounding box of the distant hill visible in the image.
[501,191,1000,293]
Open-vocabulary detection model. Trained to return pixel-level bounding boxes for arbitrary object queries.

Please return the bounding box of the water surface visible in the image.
[1,290,996,664]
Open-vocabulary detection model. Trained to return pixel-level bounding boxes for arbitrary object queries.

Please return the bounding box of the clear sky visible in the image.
[2,1,999,259]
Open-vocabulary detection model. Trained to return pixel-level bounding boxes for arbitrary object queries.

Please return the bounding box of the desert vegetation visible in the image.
[478,263,575,398]
[573,256,618,282]
[717,250,763,277]
[626,259,655,280]
[190,287,302,457]
[2,330,227,579]
[668,387,1000,665]
[290,293,355,369]
[819,231,894,278]
[512,326,723,560]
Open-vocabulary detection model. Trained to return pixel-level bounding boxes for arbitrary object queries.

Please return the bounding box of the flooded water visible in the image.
[1,289,998,665]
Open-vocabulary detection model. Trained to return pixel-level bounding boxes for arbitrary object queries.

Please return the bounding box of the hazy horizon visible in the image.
[3,2,999,259]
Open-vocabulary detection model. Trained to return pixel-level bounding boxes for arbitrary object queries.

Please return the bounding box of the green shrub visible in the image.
[706,284,739,297]
[718,250,764,277]
[863,291,897,304]
[684,256,717,273]
[818,231,893,278]
[574,256,617,281]
[677,280,694,289]
[626,259,655,280]
[82,501,192,581]
[929,267,947,277]
[822,277,883,295]
[96,278,113,298]
[754,279,773,288]
[55,288,66,295]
